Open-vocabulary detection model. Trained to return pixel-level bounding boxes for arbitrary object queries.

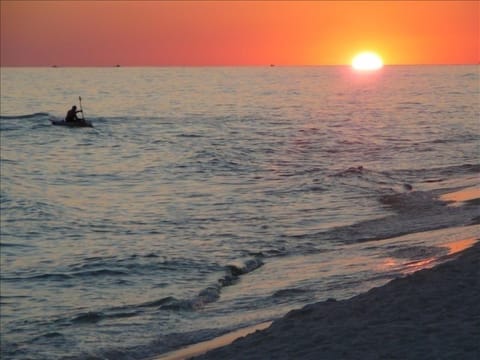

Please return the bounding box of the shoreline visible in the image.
[152,239,480,360]
[151,186,480,360]
[153,322,272,360]
[192,240,480,360]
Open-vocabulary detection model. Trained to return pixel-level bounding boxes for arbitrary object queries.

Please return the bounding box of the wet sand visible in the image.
[154,322,272,360]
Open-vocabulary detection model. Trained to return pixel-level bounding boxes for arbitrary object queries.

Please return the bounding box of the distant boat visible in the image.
[115,64,121,67]
[270,64,275,67]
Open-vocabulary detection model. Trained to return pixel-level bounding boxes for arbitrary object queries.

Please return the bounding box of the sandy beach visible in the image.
[151,187,480,360]
[190,240,480,360]
[154,241,480,360]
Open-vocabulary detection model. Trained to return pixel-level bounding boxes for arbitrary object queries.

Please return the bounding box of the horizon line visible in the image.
[1,62,479,68]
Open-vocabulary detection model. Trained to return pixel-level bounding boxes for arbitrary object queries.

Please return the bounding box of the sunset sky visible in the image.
[1,0,478,66]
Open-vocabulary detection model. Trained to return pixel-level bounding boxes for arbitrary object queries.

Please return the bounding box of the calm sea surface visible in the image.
[1,66,479,359]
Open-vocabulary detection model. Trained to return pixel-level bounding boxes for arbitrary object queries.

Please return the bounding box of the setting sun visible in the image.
[352,52,384,71]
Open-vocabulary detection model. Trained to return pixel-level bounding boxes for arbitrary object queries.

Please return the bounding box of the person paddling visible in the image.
[65,105,83,123]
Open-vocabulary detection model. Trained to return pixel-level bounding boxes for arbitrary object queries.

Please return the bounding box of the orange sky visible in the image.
[1,1,478,66]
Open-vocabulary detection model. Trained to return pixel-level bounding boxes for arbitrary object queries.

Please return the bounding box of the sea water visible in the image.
[1,66,478,360]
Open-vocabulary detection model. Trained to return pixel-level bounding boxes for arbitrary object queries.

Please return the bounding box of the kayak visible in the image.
[51,119,93,128]
[54,97,92,127]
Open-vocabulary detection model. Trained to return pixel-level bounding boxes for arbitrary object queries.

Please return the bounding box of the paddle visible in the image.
[78,96,85,120]
[76,96,93,127]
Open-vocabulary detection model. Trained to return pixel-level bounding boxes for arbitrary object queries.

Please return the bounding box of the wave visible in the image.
[177,133,204,138]
[387,163,479,179]
[272,287,311,298]
[29,256,266,335]
[273,181,479,250]
[330,163,479,198]
[386,245,449,260]
[0,242,34,248]
[338,189,478,244]
[379,190,443,213]
[159,257,264,311]
[439,163,480,176]
[72,257,263,315]
[71,309,140,324]
[329,165,413,196]
[0,112,50,119]
[1,268,128,282]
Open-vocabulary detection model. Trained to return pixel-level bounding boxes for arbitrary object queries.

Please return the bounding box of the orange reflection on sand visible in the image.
[156,322,272,360]
[381,258,399,269]
[404,238,478,273]
[444,237,477,255]
[440,187,480,206]
[379,238,478,275]
[377,254,435,274]
[403,258,438,274]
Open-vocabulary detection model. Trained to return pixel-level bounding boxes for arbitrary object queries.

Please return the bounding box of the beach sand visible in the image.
[193,241,480,360]
[154,188,480,360]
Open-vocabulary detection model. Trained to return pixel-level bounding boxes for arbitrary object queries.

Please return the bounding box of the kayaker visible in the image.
[65,105,83,123]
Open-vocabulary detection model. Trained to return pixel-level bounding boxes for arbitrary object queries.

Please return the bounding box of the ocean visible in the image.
[1,66,478,360]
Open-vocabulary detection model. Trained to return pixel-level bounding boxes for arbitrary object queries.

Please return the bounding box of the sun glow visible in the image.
[352,52,383,71]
